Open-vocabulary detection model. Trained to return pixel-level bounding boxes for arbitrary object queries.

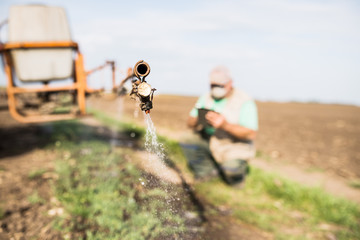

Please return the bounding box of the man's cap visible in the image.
[209,66,232,85]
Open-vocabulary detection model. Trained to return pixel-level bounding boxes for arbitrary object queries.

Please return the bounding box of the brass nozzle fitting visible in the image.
[134,60,150,80]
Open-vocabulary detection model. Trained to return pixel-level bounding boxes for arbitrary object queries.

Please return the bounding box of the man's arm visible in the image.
[205,111,256,140]
[187,116,198,129]
[187,95,206,129]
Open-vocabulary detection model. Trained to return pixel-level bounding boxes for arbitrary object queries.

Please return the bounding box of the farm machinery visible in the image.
[0,5,155,123]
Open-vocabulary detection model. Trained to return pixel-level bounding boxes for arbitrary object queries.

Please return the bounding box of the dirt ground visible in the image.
[0,98,63,239]
[1,92,360,239]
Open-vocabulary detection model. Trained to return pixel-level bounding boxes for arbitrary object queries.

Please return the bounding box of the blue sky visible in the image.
[1,0,359,105]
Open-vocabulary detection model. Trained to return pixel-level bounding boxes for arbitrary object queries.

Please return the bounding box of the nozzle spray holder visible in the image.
[130,60,156,114]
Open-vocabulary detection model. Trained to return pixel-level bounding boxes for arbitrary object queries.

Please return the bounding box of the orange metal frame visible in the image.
[85,60,116,92]
[0,41,115,123]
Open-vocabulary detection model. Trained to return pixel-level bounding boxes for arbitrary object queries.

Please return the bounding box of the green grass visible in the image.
[52,106,73,114]
[255,170,358,226]
[349,180,360,189]
[305,166,325,173]
[28,168,47,179]
[88,108,146,137]
[196,167,360,239]
[48,121,186,240]
[28,191,45,205]
[0,207,4,219]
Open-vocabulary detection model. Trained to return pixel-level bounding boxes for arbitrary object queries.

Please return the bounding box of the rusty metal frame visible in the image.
[86,60,116,92]
[0,41,114,123]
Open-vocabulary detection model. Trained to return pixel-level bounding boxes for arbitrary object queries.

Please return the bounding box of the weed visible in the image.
[28,191,45,205]
[349,180,360,189]
[255,150,272,161]
[0,207,4,219]
[28,169,47,179]
[305,166,324,173]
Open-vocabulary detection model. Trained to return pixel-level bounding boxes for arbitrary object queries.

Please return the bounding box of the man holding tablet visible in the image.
[187,66,258,186]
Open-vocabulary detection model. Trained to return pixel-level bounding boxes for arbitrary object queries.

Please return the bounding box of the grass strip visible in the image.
[49,121,185,240]
[196,168,360,240]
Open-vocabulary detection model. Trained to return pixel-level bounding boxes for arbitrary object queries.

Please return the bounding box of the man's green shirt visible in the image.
[190,95,258,135]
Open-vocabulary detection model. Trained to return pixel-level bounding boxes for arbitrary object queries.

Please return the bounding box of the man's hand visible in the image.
[206,111,257,140]
[205,111,226,129]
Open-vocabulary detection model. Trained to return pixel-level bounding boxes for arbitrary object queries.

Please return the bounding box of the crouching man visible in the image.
[187,66,258,186]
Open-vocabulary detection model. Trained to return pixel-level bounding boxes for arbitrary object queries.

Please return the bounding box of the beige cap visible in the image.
[209,66,232,85]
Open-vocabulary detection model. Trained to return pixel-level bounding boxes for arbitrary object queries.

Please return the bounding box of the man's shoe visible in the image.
[221,159,249,187]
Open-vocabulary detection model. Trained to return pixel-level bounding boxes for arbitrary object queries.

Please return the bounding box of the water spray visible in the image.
[130,60,156,114]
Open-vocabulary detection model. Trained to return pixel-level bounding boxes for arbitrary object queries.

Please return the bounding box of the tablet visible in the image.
[197,108,213,128]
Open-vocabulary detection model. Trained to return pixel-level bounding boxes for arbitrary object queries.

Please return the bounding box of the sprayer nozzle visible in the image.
[134,60,151,80]
[130,60,155,113]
